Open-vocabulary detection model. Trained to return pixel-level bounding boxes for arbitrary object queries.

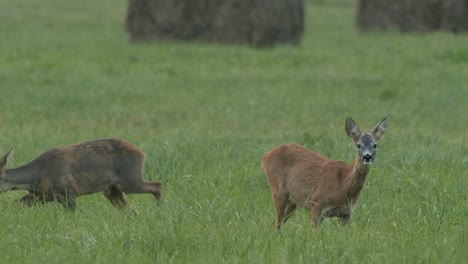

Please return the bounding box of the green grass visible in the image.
[0,0,467,263]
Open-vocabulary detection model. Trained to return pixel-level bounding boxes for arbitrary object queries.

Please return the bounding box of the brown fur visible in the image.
[0,138,162,210]
[262,117,388,229]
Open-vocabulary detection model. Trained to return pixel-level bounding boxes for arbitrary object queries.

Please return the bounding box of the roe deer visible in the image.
[262,116,388,229]
[0,138,162,210]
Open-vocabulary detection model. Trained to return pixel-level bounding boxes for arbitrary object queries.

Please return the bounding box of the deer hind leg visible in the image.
[281,200,297,225]
[144,181,162,203]
[115,162,162,203]
[104,185,129,209]
[121,180,162,204]
[272,191,289,229]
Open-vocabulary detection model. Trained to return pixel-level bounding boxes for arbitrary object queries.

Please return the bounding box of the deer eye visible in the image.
[373,144,377,148]
[357,144,362,149]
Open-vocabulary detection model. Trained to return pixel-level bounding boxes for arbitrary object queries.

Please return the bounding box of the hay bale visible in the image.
[126,0,304,47]
[356,0,468,32]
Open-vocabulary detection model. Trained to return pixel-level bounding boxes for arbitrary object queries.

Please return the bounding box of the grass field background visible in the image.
[0,0,466,263]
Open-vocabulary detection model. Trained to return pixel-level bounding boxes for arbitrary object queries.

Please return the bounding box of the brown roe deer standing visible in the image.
[0,138,162,210]
[262,116,388,229]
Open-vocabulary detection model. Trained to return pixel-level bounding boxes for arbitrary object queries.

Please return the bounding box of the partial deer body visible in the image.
[262,117,388,228]
[0,138,162,210]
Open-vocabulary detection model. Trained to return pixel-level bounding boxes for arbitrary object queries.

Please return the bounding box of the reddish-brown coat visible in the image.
[263,117,388,228]
[0,138,162,210]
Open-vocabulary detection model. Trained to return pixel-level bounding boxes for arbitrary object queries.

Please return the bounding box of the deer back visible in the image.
[2,139,145,195]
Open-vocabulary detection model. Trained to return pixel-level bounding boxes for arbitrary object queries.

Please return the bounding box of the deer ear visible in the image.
[370,116,388,141]
[0,148,13,169]
[345,117,361,142]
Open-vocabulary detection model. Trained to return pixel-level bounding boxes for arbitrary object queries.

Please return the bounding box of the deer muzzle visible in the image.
[362,153,373,164]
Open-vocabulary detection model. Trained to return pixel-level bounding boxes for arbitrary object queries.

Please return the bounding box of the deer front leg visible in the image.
[339,215,351,226]
[56,190,76,210]
[20,191,54,205]
[311,205,324,228]
[338,204,352,226]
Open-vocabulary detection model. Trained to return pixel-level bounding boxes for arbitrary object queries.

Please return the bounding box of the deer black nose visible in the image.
[362,153,373,163]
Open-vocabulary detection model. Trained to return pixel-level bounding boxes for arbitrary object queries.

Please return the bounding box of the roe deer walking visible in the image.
[262,116,388,229]
[0,138,162,210]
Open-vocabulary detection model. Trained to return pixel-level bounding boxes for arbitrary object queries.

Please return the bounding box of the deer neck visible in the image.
[345,155,371,198]
[0,167,34,191]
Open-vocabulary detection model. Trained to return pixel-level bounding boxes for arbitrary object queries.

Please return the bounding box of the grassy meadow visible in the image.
[0,0,467,263]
